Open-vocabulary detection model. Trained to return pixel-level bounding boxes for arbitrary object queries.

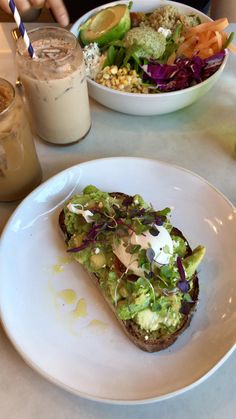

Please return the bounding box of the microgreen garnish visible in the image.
[122,196,134,206]
[176,256,189,293]
[67,241,89,253]
[135,277,156,305]
[151,301,162,311]
[146,247,155,263]
[128,208,146,218]
[183,293,195,303]
[177,280,189,293]
[176,256,186,281]
[144,247,156,281]
[163,244,170,254]
[116,218,136,233]
[149,226,160,236]
[144,271,154,279]
[126,244,141,254]
[67,223,107,253]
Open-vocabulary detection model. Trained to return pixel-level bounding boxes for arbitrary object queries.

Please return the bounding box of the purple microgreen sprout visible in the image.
[129,208,146,218]
[145,247,156,281]
[149,226,160,236]
[176,256,189,293]
[176,256,186,281]
[122,196,134,206]
[116,218,136,233]
[144,271,154,279]
[67,223,107,253]
[146,247,155,263]
[67,240,90,253]
[154,215,164,226]
[177,280,190,293]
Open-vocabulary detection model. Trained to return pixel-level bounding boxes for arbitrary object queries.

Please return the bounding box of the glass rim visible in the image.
[16,26,78,63]
[0,78,16,117]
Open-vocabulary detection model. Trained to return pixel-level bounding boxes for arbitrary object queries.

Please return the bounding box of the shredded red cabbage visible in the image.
[142,50,226,92]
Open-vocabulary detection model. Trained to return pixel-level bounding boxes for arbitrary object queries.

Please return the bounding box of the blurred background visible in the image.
[0,6,54,22]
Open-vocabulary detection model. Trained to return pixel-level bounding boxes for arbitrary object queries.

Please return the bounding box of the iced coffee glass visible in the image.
[0,78,42,202]
[16,27,91,145]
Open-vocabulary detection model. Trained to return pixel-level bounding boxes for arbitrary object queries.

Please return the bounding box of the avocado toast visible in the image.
[59,185,205,352]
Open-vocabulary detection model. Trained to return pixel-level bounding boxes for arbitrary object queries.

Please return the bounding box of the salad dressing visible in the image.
[88,319,108,331]
[52,264,64,273]
[56,289,77,305]
[52,256,72,273]
[73,298,87,318]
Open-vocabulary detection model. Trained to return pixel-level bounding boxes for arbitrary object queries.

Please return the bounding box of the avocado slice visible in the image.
[183,245,206,278]
[79,4,131,47]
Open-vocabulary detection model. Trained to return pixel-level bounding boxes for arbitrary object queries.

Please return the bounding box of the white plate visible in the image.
[0,157,236,404]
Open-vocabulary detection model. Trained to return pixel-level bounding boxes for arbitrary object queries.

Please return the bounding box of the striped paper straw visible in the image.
[8,0,35,58]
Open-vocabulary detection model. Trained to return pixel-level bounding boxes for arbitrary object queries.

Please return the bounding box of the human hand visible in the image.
[0,0,69,26]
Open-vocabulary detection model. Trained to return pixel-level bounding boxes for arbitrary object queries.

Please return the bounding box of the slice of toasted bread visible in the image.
[59,190,200,352]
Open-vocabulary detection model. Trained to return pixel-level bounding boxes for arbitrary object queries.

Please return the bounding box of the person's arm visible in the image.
[210,0,236,22]
[0,0,69,26]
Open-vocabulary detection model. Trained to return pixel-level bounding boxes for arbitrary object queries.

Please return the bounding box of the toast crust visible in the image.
[59,191,199,352]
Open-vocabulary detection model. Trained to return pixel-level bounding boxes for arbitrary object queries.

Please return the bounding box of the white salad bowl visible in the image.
[70,0,228,116]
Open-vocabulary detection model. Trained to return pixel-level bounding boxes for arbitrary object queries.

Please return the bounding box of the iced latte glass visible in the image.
[0,78,42,202]
[16,27,91,145]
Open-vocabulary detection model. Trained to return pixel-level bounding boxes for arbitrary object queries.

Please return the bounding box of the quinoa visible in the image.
[141,5,200,32]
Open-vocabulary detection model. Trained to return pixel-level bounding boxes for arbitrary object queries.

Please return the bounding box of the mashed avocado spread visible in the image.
[64,185,205,335]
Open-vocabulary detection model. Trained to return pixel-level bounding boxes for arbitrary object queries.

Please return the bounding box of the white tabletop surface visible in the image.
[0,21,236,419]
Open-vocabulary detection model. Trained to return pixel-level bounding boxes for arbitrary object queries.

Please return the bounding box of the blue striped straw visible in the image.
[8,0,35,58]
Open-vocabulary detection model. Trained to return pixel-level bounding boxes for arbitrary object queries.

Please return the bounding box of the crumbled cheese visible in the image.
[83,42,105,79]
[67,203,94,223]
[158,27,172,38]
[94,248,100,254]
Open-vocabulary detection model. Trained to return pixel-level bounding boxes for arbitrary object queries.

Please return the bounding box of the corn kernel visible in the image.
[110,65,118,75]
